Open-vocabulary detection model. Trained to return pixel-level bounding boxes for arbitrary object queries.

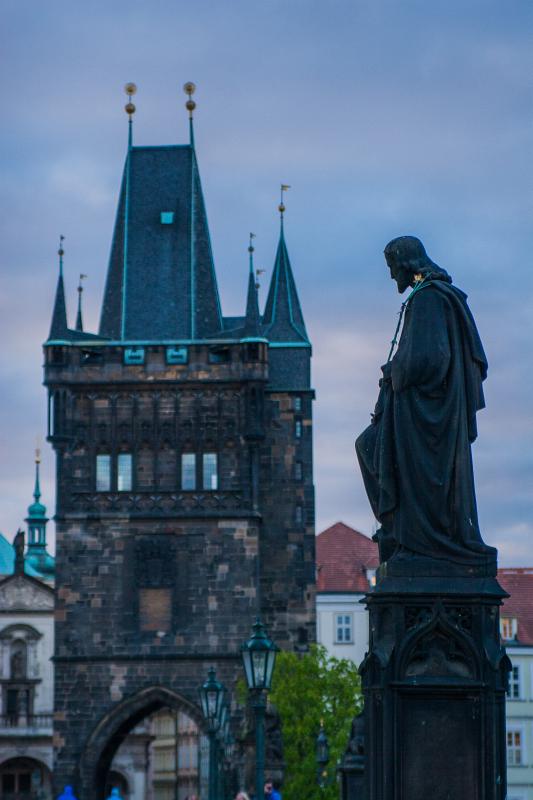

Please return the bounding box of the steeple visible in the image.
[25,449,55,578]
[99,82,222,341]
[48,236,69,340]
[76,274,86,332]
[262,190,309,343]
[243,233,262,338]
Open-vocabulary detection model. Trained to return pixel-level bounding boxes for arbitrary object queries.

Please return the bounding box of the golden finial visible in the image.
[279,184,291,215]
[124,82,137,118]
[35,447,41,465]
[184,81,196,118]
[58,234,65,258]
[249,232,256,253]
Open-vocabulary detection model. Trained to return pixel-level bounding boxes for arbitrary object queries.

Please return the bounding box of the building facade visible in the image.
[499,569,533,800]
[45,96,316,797]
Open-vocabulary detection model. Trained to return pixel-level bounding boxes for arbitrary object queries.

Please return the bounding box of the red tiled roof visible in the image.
[316,522,379,593]
[498,568,533,646]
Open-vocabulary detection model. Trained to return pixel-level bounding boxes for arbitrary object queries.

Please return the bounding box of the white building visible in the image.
[498,568,533,800]
[315,522,378,668]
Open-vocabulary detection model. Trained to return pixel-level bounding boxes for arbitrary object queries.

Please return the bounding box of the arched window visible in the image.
[10,640,27,679]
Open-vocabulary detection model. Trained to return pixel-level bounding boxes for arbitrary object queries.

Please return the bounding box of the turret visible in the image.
[48,237,69,340]
[25,450,55,578]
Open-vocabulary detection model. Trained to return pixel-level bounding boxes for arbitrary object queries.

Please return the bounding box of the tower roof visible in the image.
[99,145,222,341]
[49,243,69,339]
[263,227,308,343]
[242,236,262,338]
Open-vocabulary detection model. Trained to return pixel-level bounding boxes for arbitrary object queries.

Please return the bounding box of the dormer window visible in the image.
[160,211,175,224]
[500,617,518,641]
[124,347,145,365]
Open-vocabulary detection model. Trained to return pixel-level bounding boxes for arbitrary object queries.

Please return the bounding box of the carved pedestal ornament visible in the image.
[354,238,510,800]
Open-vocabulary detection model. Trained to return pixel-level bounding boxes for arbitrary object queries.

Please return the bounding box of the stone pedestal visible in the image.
[360,561,510,800]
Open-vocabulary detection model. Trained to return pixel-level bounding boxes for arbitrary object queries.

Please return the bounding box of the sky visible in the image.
[0,0,532,564]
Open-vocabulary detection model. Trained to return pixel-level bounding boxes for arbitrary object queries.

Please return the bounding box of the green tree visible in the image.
[269,644,362,800]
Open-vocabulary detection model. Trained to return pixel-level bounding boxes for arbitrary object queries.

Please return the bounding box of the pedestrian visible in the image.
[235,791,250,800]
[264,780,281,800]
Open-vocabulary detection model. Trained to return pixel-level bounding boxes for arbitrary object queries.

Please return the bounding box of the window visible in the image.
[166,346,188,364]
[295,505,303,525]
[295,420,302,438]
[501,617,518,641]
[508,665,522,699]
[124,346,145,365]
[117,453,132,491]
[203,453,218,490]
[507,728,523,766]
[294,461,303,480]
[181,454,196,490]
[336,614,353,644]
[294,396,302,412]
[96,455,111,491]
[160,211,175,224]
[209,346,230,364]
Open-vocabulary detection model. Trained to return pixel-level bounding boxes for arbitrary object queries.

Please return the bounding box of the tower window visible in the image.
[294,396,302,412]
[96,454,111,491]
[117,453,133,492]
[181,454,196,491]
[295,420,302,438]
[166,346,188,365]
[295,504,303,525]
[203,453,218,491]
[124,347,145,365]
[209,346,230,364]
[160,211,175,224]
[295,461,303,481]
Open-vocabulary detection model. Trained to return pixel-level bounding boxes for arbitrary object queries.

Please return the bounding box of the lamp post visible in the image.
[199,667,225,800]
[241,618,279,800]
[316,721,331,788]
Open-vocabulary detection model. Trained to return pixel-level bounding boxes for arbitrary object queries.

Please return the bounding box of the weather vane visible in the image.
[279,184,291,216]
[124,82,137,119]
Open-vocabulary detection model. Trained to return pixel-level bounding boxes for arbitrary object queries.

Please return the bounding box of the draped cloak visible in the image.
[355,276,496,567]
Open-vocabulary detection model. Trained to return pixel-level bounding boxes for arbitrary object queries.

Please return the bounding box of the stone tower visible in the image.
[45,95,315,798]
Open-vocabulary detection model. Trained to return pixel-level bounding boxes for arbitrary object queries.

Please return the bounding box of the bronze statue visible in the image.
[356,236,496,573]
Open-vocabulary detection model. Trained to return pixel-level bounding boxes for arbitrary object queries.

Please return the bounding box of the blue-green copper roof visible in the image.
[26,460,48,521]
[262,226,308,343]
[99,145,222,341]
[0,533,42,578]
[25,459,55,579]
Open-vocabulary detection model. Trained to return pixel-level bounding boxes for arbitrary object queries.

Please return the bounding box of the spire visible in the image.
[243,233,262,338]
[184,82,196,148]
[121,83,136,340]
[262,189,309,343]
[25,449,54,578]
[99,83,222,341]
[48,236,69,340]
[124,82,136,149]
[76,274,86,332]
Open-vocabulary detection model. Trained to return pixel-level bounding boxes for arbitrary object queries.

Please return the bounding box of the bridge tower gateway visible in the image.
[45,86,316,798]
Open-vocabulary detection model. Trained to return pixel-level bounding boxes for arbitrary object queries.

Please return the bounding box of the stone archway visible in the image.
[79,685,206,800]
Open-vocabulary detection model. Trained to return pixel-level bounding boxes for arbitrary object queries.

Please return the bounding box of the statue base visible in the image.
[360,564,510,800]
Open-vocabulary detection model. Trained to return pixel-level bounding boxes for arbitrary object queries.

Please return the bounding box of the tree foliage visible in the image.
[269,644,363,800]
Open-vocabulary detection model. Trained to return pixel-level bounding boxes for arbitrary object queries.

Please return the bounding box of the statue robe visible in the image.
[356,277,496,567]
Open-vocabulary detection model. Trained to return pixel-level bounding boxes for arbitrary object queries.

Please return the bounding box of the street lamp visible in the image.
[199,667,226,800]
[316,721,335,789]
[241,618,279,800]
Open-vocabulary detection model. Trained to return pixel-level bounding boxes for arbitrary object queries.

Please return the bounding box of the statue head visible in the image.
[384,236,449,293]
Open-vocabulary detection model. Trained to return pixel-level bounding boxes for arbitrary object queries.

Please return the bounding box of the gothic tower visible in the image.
[44,88,315,798]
